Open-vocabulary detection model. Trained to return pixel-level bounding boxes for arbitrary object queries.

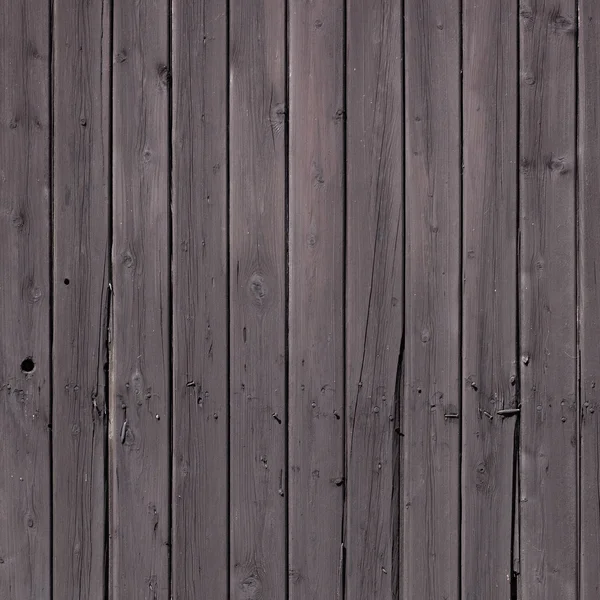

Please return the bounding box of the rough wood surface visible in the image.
[229,0,287,598]
[462,1,518,597]
[52,0,110,597]
[288,0,345,597]
[580,1,600,597]
[171,0,229,597]
[345,1,403,598]
[110,0,170,596]
[404,0,460,597]
[519,2,577,599]
[0,1,51,598]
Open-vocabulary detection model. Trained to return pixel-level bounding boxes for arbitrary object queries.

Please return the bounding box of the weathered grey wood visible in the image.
[462,1,518,597]
[519,2,577,599]
[229,0,287,597]
[345,1,403,598]
[288,1,345,598]
[110,0,170,596]
[404,0,460,597]
[171,1,228,597]
[580,2,600,597]
[0,1,51,598]
[52,0,110,596]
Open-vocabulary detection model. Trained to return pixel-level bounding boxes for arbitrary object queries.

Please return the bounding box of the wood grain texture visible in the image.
[345,1,403,598]
[0,1,51,597]
[288,0,345,598]
[110,0,170,596]
[52,0,110,596]
[519,2,577,599]
[580,1,600,597]
[462,1,518,597]
[171,1,228,597]
[404,0,460,597]
[229,1,287,598]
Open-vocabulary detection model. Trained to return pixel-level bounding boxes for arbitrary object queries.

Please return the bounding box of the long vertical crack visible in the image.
[392,331,404,600]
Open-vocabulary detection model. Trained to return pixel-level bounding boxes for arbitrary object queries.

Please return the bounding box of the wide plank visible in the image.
[345,0,403,598]
[0,1,51,597]
[404,0,461,596]
[171,0,229,597]
[229,0,287,597]
[462,0,519,597]
[288,0,345,597]
[110,0,170,596]
[519,2,577,599]
[52,0,110,596]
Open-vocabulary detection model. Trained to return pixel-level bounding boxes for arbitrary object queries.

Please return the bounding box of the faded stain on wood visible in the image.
[0,1,596,598]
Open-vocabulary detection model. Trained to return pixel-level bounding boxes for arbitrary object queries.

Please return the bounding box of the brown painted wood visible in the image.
[580,1,600,597]
[229,1,287,598]
[404,0,461,597]
[110,0,170,596]
[52,0,110,596]
[171,1,228,597]
[288,1,345,598]
[345,1,403,598]
[462,1,518,597]
[0,1,51,597]
[519,2,577,599]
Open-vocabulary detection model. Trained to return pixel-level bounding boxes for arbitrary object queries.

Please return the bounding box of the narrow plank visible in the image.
[345,1,403,598]
[0,1,51,597]
[404,0,460,596]
[580,2,600,597]
[288,0,345,597]
[52,0,110,596]
[171,1,228,597]
[229,1,287,597]
[519,2,577,598]
[462,0,518,597]
[110,0,170,596]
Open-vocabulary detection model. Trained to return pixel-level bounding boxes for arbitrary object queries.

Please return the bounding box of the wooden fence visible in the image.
[1,0,597,598]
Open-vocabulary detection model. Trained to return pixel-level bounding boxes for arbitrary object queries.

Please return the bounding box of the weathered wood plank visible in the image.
[462,0,518,597]
[404,0,460,596]
[110,0,170,596]
[519,2,577,598]
[171,1,228,597]
[288,1,345,597]
[580,2,600,597]
[229,0,287,597]
[52,0,110,596]
[0,1,51,597]
[345,1,403,598]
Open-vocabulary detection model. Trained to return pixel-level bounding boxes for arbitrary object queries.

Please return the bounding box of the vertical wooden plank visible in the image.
[110,0,170,596]
[0,1,51,597]
[404,0,460,596]
[52,0,110,596]
[171,0,228,597]
[462,0,518,597]
[519,2,577,598]
[520,0,579,596]
[345,1,403,599]
[229,0,287,597]
[288,0,345,597]
[580,1,600,597]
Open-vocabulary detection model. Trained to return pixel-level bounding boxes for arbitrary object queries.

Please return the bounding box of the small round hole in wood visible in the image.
[21,357,35,374]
